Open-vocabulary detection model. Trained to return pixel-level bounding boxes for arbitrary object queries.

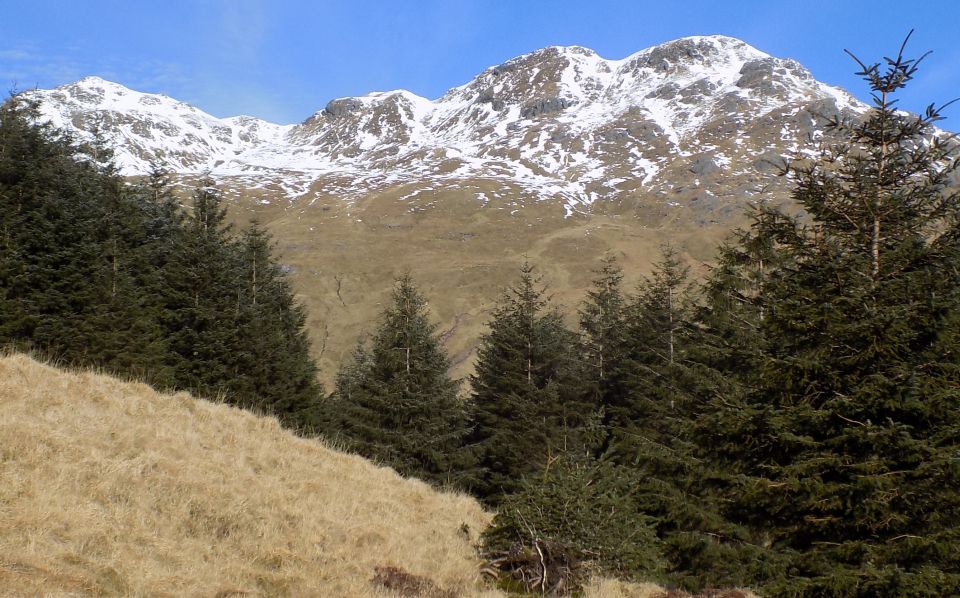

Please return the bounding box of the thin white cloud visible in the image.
[0,49,34,61]
[216,0,269,64]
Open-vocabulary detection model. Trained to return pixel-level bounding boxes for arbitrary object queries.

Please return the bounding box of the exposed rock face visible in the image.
[689,156,719,176]
[322,98,364,119]
[25,36,868,218]
[520,96,578,118]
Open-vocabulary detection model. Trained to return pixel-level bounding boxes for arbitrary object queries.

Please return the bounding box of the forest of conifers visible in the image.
[1,47,958,597]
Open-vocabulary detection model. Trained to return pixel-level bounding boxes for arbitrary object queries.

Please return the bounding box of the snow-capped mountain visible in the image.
[26,35,864,215]
[20,35,886,383]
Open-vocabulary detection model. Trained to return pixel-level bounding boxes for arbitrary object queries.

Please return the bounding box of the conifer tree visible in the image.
[579,254,628,385]
[0,95,170,377]
[607,248,695,432]
[151,181,323,425]
[161,178,238,399]
[707,38,960,596]
[230,222,324,426]
[0,100,323,432]
[692,209,791,396]
[468,262,595,503]
[585,248,745,588]
[578,254,629,449]
[483,454,666,593]
[0,96,95,356]
[322,275,471,486]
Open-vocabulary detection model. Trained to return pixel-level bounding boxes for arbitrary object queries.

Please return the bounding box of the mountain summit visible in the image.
[27,35,862,215]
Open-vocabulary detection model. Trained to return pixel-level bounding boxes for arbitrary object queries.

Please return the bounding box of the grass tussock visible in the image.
[0,353,499,597]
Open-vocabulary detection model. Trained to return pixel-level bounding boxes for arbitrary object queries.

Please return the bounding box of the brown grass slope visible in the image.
[0,354,497,597]
[218,187,739,389]
[0,354,679,598]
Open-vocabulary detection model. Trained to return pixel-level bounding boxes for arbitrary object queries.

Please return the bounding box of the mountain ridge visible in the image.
[25,35,865,216]
[18,35,886,384]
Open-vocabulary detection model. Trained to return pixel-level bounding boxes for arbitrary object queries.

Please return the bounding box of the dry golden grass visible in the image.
[0,353,502,597]
[0,354,687,598]
[581,578,670,598]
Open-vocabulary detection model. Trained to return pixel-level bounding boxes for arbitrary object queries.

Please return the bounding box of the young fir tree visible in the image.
[82,155,180,380]
[468,262,595,504]
[323,275,471,486]
[482,454,666,593]
[707,38,960,596]
[161,178,239,400]
[577,253,629,449]
[229,222,324,428]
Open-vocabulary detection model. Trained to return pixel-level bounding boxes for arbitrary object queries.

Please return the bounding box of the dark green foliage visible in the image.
[468,262,597,503]
[228,222,324,425]
[158,185,323,426]
[695,39,960,596]
[578,254,629,396]
[482,455,666,593]
[321,275,472,486]
[0,96,174,379]
[0,98,322,431]
[692,209,791,406]
[611,246,696,441]
[591,250,751,590]
[577,254,630,453]
[161,179,239,398]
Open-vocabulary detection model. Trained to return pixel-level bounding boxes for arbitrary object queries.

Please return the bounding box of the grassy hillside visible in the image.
[0,354,680,597]
[212,185,748,388]
[0,353,496,596]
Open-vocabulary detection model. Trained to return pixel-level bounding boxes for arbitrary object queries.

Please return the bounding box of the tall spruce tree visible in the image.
[322,275,471,486]
[0,95,96,357]
[0,95,171,379]
[162,187,323,425]
[706,38,960,596]
[0,100,324,432]
[657,211,804,591]
[590,248,743,588]
[610,247,697,438]
[578,254,629,451]
[230,222,324,427]
[162,178,239,400]
[468,262,595,503]
[692,208,793,399]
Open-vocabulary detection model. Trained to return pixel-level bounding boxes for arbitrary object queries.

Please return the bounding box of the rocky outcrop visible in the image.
[475,88,506,112]
[628,37,737,74]
[689,156,720,176]
[520,96,577,119]
[678,79,718,104]
[323,98,364,119]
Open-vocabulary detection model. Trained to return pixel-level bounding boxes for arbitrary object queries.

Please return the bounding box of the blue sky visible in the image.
[2,1,958,125]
